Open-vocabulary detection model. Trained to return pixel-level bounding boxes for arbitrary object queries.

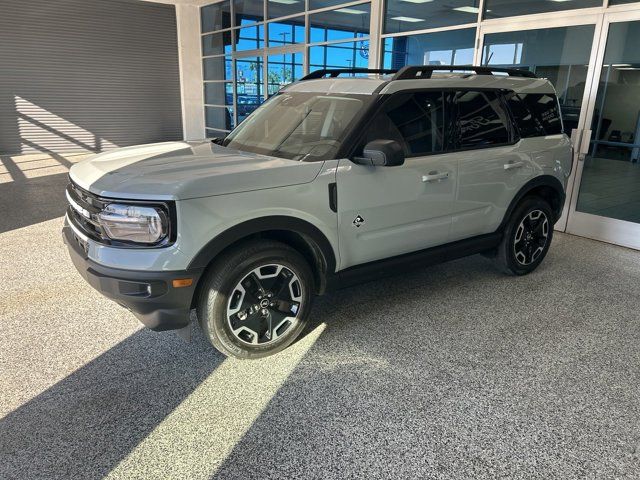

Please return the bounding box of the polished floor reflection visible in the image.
[2,158,640,478]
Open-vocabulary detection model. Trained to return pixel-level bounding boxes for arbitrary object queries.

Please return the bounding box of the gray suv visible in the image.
[63,66,572,359]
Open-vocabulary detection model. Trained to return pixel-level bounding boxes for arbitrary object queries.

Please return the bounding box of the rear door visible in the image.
[450,89,533,241]
[336,90,458,269]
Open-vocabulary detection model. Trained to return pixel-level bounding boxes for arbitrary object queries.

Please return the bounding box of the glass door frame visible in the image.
[564,8,640,250]
[477,11,605,230]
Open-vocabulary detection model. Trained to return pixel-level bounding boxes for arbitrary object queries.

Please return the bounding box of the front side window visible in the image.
[363,91,449,157]
[223,92,374,161]
[454,90,511,149]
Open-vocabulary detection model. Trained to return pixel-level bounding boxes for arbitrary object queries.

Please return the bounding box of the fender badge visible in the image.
[353,215,365,228]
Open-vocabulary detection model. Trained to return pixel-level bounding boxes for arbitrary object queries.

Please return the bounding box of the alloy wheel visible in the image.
[226,264,303,345]
[513,209,549,266]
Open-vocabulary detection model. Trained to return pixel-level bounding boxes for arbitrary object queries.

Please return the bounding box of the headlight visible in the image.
[98,203,168,244]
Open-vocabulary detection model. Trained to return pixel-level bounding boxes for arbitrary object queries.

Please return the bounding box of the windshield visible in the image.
[223,92,374,161]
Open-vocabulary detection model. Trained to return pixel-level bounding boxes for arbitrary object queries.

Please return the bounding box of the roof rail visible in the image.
[391,65,537,80]
[300,68,398,80]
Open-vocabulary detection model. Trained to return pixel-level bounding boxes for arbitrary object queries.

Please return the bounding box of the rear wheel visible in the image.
[494,196,554,275]
[197,240,314,359]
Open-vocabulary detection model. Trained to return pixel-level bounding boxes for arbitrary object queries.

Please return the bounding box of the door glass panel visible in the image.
[381,28,475,69]
[267,52,303,96]
[483,25,595,133]
[235,57,264,123]
[576,20,640,224]
[454,91,511,148]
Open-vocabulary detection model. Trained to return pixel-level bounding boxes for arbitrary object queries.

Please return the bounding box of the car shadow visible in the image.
[0,327,224,480]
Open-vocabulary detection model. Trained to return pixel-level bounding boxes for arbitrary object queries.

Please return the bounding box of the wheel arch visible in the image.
[188,216,337,299]
[500,175,566,231]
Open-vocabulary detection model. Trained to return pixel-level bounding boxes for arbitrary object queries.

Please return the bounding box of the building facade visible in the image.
[198,0,640,250]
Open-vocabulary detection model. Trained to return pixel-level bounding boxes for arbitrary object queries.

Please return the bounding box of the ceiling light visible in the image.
[270,0,299,3]
[335,7,367,14]
[549,0,572,3]
[399,0,434,3]
[390,16,425,22]
[453,6,479,13]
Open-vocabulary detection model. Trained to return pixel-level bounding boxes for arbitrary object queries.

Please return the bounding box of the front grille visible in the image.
[66,180,110,244]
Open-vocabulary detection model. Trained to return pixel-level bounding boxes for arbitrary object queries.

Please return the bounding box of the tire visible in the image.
[494,196,554,276]
[197,239,314,359]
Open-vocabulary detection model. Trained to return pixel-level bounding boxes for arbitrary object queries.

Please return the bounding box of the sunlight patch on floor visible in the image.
[105,323,326,480]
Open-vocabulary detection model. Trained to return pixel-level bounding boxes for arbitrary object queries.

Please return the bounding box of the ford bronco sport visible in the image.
[64,65,572,359]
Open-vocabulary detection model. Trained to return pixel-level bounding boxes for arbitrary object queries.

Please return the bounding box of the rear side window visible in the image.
[453,90,511,149]
[363,91,449,156]
[505,91,563,137]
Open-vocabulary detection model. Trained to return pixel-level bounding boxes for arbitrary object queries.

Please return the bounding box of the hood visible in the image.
[68,141,324,201]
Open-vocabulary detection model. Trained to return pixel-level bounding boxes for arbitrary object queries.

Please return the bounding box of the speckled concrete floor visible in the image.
[1,165,640,479]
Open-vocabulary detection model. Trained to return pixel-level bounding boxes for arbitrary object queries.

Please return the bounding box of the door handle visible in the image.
[504,161,524,170]
[422,171,449,182]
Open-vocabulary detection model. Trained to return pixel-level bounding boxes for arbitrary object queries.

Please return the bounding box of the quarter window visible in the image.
[454,90,511,148]
[519,93,563,135]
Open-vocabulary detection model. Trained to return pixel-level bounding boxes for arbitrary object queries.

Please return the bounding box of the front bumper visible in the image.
[63,220,203,331]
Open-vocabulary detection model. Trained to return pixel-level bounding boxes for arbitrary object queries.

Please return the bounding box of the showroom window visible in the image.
[381,28,476,69]
[483,0,602,20]
[384,0,479,34]
[201,0,372,136]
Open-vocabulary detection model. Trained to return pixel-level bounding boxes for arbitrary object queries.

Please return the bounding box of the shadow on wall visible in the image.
[0,328,224,480]
[0,0,183,156]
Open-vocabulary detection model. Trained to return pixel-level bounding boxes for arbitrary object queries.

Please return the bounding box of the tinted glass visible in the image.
[202,31,233,56]
[365,92,448,156]
[484,0,601,19]
[268,0,305,19]
[309,5,371,43]
[384,0,479,34]
[382,28,475,69]
[233,0,264,26]
[308,0,352,9]
[201,1,231,32]
[482,25,594,133]
[224,92,375,161]
[206,106,234,130]
[203,56,233,81]
[455,90,510,148]
[519,94,562,135]
[503,91,545,138]
[204,82,233,106]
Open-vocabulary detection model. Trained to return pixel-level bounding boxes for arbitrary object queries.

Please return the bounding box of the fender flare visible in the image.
[187,215,337,275]
[499,175,566,230]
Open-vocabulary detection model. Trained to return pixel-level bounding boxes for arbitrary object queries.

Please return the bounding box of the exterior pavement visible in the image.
[1,153,640,479]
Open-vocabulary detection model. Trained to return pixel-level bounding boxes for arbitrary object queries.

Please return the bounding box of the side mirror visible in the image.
[352,139,405,167]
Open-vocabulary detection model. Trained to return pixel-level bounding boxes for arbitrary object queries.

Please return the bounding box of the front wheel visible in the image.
[197,240,314,359]
[494,196,554,276]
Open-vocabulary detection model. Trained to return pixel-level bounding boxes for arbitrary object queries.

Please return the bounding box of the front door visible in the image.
[566,12,640,250]
[336,90,457,269]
